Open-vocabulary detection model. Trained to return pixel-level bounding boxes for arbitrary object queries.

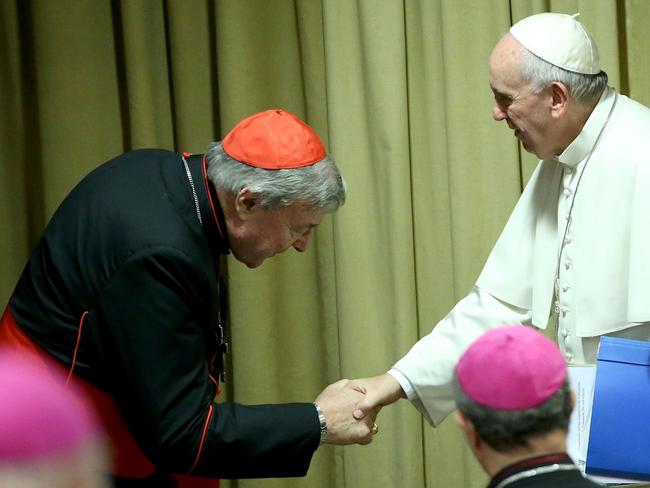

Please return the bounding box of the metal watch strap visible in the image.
[314,403,328,444]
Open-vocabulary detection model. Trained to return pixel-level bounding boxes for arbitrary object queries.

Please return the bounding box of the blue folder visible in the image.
[586,336,650,480]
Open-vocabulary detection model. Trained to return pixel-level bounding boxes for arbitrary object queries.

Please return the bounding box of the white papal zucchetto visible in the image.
[510,12,601,75]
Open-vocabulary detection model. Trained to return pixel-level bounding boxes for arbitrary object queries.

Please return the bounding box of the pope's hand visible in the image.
[349,373,406,420]
[314,379,379,445]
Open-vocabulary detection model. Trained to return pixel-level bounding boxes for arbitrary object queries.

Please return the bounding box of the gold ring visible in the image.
[371,423,379,435]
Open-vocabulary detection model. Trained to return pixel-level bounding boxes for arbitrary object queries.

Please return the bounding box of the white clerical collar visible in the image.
[553,87,616,167]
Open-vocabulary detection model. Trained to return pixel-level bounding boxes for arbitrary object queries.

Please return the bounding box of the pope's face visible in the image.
[489,35,558,159]
[229,198,327,269]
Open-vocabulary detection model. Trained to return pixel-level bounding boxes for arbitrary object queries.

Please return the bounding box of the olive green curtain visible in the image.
[1,1,648,487]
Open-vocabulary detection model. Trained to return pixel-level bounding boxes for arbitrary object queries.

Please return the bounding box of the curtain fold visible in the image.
[0,1,646,487]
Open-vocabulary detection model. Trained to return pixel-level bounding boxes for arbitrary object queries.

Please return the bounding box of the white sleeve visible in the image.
[391,286,532,426]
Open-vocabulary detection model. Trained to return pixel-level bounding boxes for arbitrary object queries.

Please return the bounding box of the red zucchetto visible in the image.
[222,109,327,169]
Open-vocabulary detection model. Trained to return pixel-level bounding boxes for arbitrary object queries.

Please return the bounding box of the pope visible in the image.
[352,12,650,428]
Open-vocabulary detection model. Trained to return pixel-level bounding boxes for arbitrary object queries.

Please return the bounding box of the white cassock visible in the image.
[391,87,650,426]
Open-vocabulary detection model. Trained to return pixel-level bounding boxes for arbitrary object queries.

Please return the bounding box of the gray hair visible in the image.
[452,374,572,452]
[205,142,347,211]
[519,48,608,104]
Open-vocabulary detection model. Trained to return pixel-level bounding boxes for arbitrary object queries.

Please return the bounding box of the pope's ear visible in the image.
[550,81,570,118]
[234,188,261,220]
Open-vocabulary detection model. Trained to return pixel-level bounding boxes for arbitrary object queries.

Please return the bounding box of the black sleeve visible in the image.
[86,248,320,478]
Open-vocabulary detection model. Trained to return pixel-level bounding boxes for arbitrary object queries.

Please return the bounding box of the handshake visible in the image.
[313,374,405,446]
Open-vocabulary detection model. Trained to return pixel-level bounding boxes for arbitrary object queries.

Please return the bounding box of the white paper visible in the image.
[567,365,596,472]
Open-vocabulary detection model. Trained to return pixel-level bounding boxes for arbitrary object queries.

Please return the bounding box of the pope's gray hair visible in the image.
[452,374,572,452]
[205,142,347,211]
[519,48,608,104]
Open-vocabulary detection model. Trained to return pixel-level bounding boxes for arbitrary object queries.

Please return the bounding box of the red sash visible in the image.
[0,305,218,487]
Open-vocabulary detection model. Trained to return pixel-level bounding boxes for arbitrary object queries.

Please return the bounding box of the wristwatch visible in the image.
[313,403,328,444]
